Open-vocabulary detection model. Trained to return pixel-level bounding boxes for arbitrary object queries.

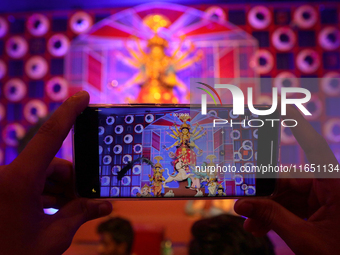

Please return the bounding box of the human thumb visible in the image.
[53,198,112,238]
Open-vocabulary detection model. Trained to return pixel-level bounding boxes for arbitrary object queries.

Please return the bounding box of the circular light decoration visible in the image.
[244,162,254,168]
[324,118,340,143]
[253,129,258,139]
[250,49,274,74]
[244,162,254,171]
[241,183,248,191]
[107,80,119,90]
[113,144,122,154]
[242,140,253,149]
[115,125,124,134]
[132,165,142,175]
[243,120,250,129]
[2,123,26,146]
[112,165,121,175]
[318,27,340,51]
[98,126,104,135]
[293,5,317,29]
[0,17,8,38]
[0,59,7,79]
[70,11,93,34]
[281,126,296,144]
[106,116,115,125]
[23,100,48,124]
[46,77,68,101]
[124,134,133,144]
[322,72,340,96]
[101,176,110,186]
[145,114,154,123]
[296,49,320,73]
[234,151,242,162]
[274,72,298,94]
[230,130,240,140]
[245,186,256,195]
[103,155,112,165]
[208,110,217,117]
[204,6,226,21]
[99,145,103,154]
[131,187,141,197]
[133,144,142,154]
[47,34,70,57]
[134,124,144,133]
[0,103,5,122]
[25,56,48,79]
[238,141,253,161]
[111,187,119,197]
[122,155,132,164]
[229,109,239,119]
[272,27,296,51]
[27,14,49,36]
[104,135,113,145]
[125,115,134,124]
[4,78,27,102]
[250,113,258,119]
[6,36,28,58]
[121,176,131,186]
[248,6,271,29]
[305,95,322,120]
[234,174,243,185]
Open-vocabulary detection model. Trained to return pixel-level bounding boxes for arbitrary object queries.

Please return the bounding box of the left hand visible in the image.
[0,91,112,255]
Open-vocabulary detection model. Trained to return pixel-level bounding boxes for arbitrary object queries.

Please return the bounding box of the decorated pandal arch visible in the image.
[65,3,258,104]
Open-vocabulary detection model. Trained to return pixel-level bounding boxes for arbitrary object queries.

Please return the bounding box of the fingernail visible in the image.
[72,90,87,97]
[235,200,254,217]
[98,202,112,217]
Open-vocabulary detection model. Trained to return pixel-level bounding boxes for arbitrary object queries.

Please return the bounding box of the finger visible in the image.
[12,91,89,183]
[286,105,338,166]
[51,199,112,239]
[286,105,340,195]
[43,180,66,195]
[243,218,271,237]
[42,195,73,209]
[45,158,73,183]
[272,179,312,218]
[234,198,313,252]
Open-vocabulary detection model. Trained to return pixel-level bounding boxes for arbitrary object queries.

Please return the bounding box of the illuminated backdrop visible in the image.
[0,2,339,166]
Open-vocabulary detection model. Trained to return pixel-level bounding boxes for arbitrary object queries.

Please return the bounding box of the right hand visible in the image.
[234,105,340,255]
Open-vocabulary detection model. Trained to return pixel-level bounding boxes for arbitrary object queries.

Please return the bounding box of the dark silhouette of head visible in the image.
[97,217,134,255]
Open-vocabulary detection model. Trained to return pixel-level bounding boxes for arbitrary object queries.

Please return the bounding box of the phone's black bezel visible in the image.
[74,104,278,199]
[74,107,100,198]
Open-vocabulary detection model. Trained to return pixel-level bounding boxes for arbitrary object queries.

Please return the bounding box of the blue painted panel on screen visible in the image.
[101,187,110,197]
[102,166,110,175]
[236,185,242,196]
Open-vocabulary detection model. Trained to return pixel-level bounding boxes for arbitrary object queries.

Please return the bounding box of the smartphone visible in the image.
[73,104,279,199]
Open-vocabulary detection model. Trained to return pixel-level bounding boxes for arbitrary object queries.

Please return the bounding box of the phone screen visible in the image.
[80,106,278,198]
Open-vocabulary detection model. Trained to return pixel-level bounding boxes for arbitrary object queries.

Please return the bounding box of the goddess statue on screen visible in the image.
[165,115,206,173]
[117,14,202,103]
